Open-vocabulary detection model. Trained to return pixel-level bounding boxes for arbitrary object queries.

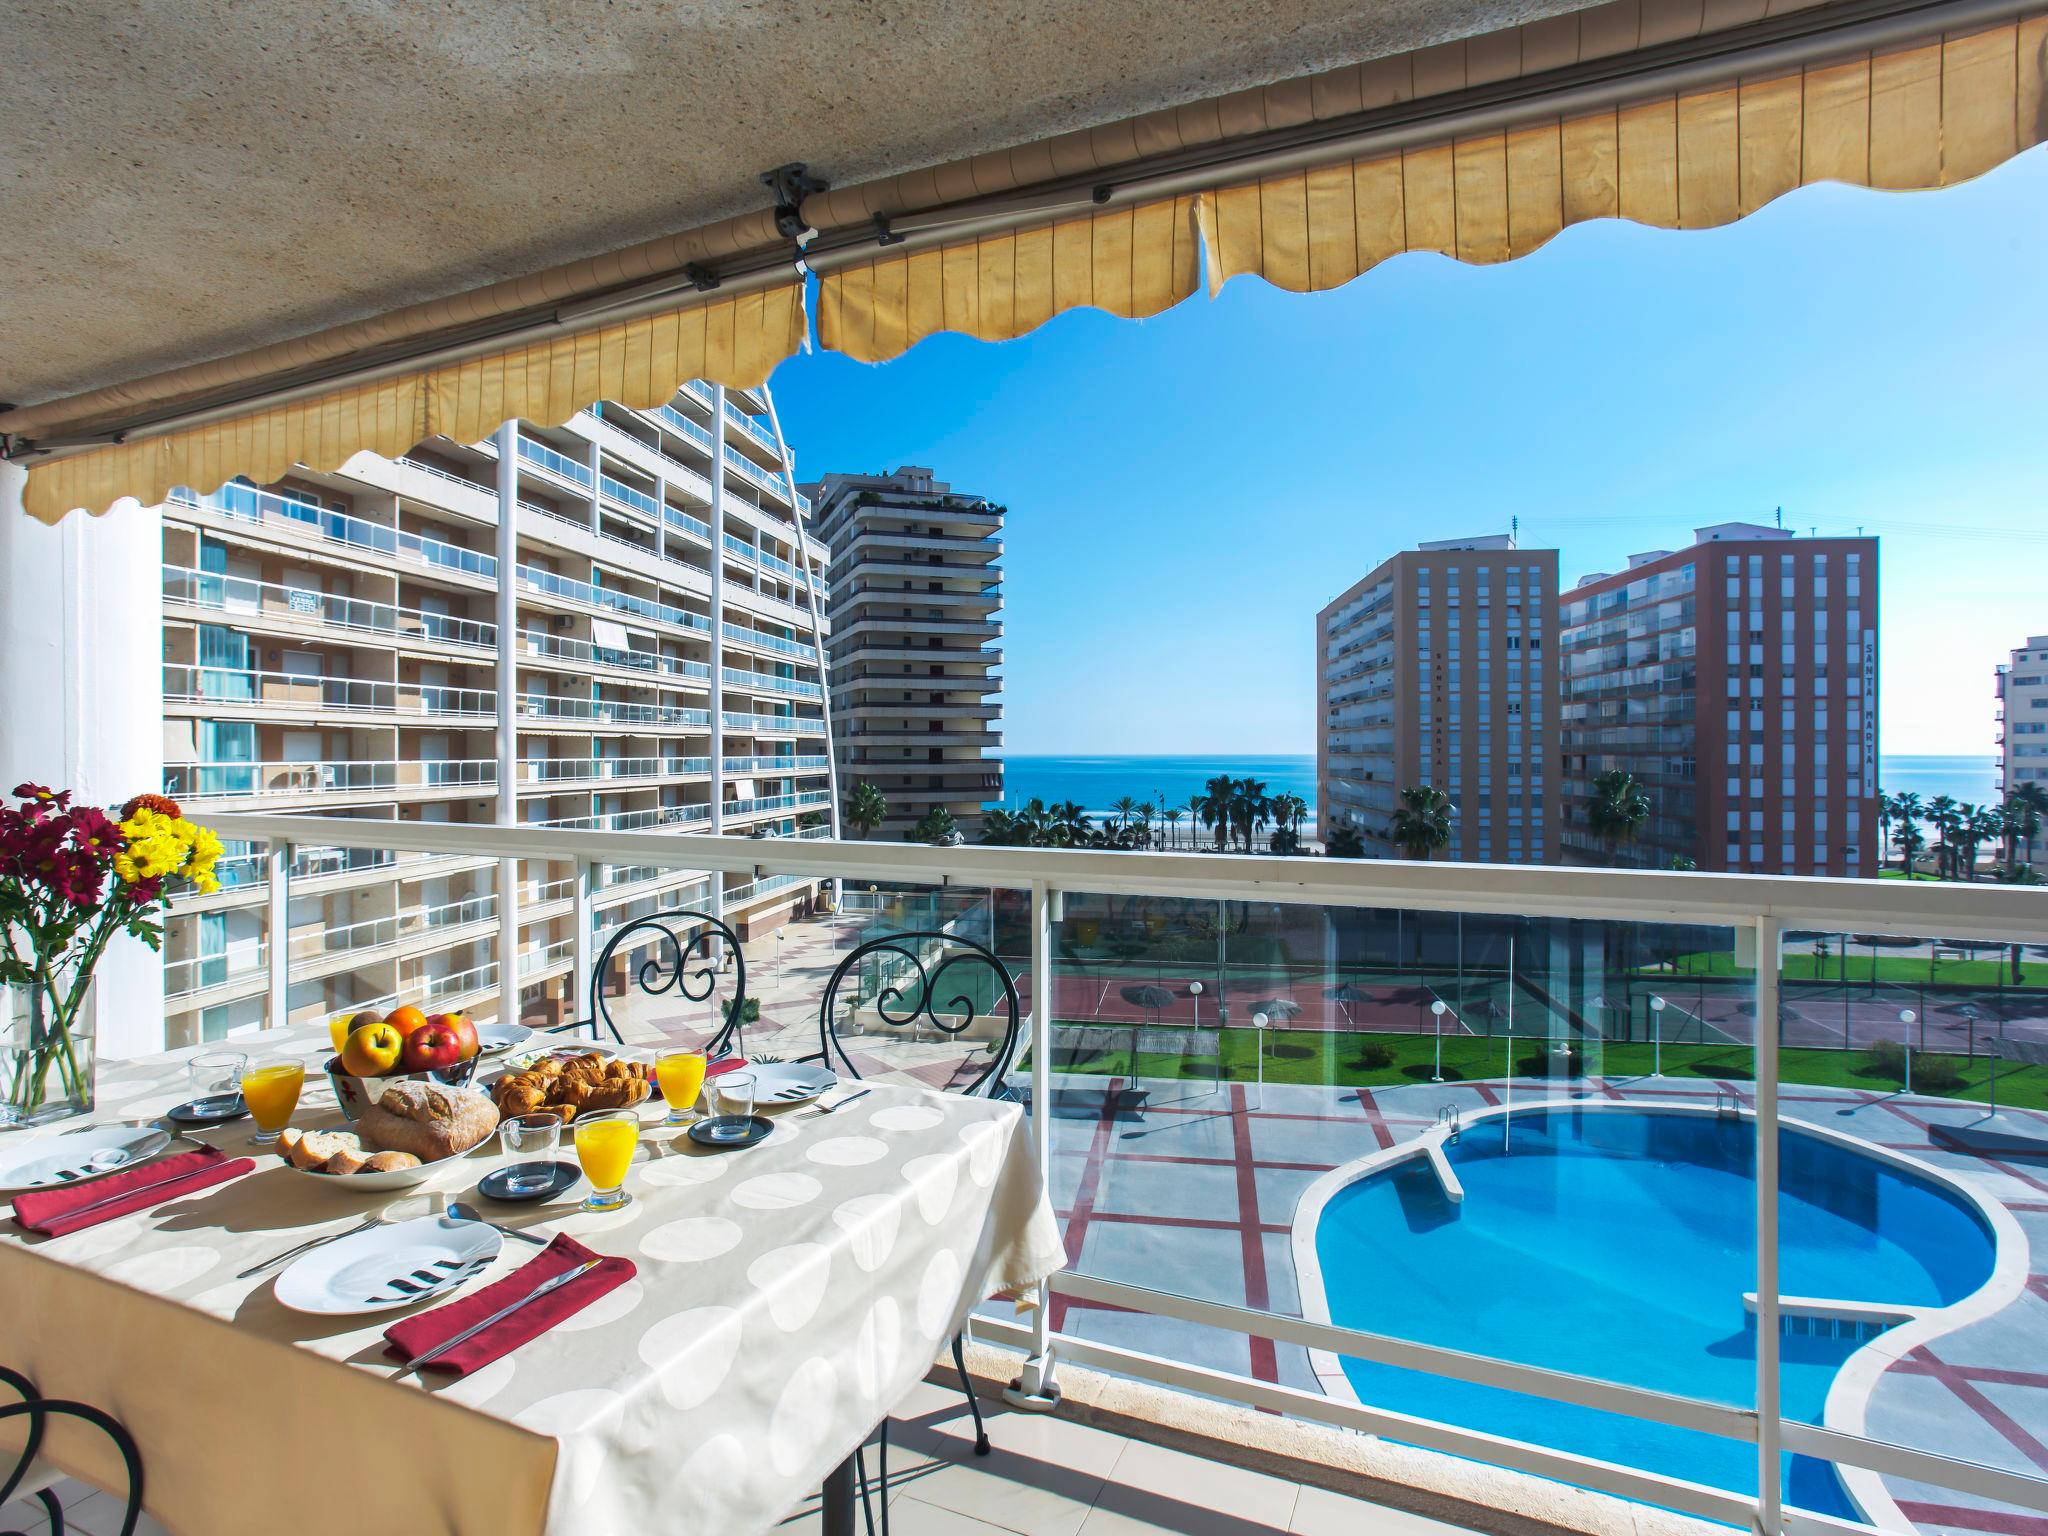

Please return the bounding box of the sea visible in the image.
[996,753,2000,820]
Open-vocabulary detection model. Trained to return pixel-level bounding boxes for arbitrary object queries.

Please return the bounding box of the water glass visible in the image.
[188,1051,249,1113]
[706,1071,756,1142]
[498,1112,564,1196]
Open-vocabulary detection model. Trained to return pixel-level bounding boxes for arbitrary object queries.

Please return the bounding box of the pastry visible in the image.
[358,1079,499,1161]
[359,1150,422,1174]
[490,1052,652,1122]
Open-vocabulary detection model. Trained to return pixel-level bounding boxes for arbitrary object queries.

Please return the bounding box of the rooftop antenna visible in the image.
[1511,514,1519,545]
[1774,505,1783,530]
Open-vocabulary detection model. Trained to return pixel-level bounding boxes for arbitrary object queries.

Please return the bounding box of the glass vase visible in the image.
[1,973,97,1128]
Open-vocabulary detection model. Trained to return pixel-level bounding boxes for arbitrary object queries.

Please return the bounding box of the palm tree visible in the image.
[979,807,1017,845]
[1228,777,1272,852]
[1891,791,1925,874]
[1326,824,1366,858]
[1927,795,1960,879]
[911,806,959,845]
[844,780,888,839]
[1195,775,1234,852]
[1585,769,1652,866]
[2009,784,2047,870]
[1110,796,1142,835]
[1050,799,1092,848]
[1163,805,1183,849]
[1877,791,1895,862]
[1388,785,1455,861]
[1962,801,2003,880]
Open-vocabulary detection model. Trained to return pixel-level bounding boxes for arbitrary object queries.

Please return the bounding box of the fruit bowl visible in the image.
[324,1057,479,1123]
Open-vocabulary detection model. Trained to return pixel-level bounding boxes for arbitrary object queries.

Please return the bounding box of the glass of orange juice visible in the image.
[654,1050,708,1125]
[240,1058,305,1145]
[573,1110,640,1211]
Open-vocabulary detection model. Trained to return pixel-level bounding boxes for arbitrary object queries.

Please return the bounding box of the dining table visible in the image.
[0,1025,1066,1536]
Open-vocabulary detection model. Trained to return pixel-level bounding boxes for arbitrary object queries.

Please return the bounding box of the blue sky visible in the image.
[768,148,2048,758]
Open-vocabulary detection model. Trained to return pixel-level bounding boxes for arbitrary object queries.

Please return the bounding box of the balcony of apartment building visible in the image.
[13,11,2048,1535]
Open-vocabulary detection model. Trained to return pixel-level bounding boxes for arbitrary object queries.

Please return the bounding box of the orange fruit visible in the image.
[386,1004,430,1039]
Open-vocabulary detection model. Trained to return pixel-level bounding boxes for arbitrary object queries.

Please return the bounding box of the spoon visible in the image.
[448,1200,550,1248]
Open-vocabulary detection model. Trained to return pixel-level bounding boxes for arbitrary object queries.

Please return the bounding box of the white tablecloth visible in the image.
[0,1028,1065,1535]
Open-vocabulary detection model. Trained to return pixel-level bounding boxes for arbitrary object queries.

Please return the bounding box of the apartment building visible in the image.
[1997,637,2048,846]
[804,467,1004,840]
[1316,536,1560,864]
[157,383,836,1044]
[1559,523,1879,876]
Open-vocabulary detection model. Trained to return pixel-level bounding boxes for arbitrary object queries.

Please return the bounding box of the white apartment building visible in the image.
[158,383,835,1044]
[804,467,1004,840]
[1998,636,2048,850]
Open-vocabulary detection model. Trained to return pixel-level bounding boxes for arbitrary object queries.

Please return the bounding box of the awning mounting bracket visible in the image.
[759,163,829,243]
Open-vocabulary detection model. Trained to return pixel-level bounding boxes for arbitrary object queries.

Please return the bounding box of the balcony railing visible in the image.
[517,564,708,632]
[162,566,500,649]
[721,666,822,699]
[190,809,2048,1536]
[519,629,709,682]
[516,434,595,488]
[720,623,817,662]
[162,666,495,719]
[720,711,826,735]
[165,759,497,798]
[517,755,711,784]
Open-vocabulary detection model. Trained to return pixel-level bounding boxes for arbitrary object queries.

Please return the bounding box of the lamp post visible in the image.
[1899,1009,1917,1095]
[1189,979,1203,1031]
[1252,1011,1269,1109]
[1651,995,1667,1078]
[1430,999,1447,1083]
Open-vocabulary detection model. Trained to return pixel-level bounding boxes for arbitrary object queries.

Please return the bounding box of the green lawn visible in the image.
[1651,949,2035,988]
[1027,1024,2048,1112]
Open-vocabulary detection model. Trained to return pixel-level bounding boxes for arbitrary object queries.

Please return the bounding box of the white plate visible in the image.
[274,1214,502,1316]
[744,1062,839,1107]
[476,1022,535,1059]
[283,1151,465,1193]
[0,1125,172,1193]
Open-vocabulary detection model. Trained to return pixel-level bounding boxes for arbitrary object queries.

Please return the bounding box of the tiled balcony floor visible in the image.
[2,1381,1480,1536]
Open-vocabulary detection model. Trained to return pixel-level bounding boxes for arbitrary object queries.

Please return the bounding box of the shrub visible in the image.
[1353,1041,1395,1071]
[722,996,761,1023]
[1867,1038,1907,1081]
[1864,1037,1964,1091]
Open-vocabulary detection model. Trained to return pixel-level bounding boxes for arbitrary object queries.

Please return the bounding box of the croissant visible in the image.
[492,1055,652,1122]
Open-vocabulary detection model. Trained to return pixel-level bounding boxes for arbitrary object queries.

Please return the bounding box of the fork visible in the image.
[238,1214,385,1279]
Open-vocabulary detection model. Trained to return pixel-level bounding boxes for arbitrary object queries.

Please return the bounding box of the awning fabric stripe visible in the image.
[819,2,2046,361]
[819,198,1203,364]
[1199,16,2047,294]
[22,283,805,525]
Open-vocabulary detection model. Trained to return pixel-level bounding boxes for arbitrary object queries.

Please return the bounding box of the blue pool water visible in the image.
[1314,1109,1995,1518]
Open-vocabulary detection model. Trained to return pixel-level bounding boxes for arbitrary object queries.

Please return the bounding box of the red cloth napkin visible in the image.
[706,1056,749,1079]
[382,1234,635,1378]
[11,1146,254,1237]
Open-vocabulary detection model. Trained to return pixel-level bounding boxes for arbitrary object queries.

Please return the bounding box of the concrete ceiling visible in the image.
[5,0,1591,408]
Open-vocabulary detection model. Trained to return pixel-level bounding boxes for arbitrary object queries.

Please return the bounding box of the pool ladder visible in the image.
[1435,1104,1462,1145]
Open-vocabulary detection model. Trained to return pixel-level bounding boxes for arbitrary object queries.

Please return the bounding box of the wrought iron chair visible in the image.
[816,932,1024,1534]
[550,910,750,1058]
[0,1366,145,1536]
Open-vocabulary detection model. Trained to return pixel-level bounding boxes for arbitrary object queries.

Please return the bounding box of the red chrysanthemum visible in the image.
[121,792,182,820]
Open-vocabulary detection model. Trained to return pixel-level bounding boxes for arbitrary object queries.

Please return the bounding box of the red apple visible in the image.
[340,1021,404,1077]
[432,1012,480,1061]
[401,1018,466,1072]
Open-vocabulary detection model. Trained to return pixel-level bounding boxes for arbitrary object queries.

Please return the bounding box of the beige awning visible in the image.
[10,0,2044,522]
[19,284,805,525]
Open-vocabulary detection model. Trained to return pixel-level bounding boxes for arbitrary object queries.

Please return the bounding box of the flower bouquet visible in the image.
[1,785,222,1125]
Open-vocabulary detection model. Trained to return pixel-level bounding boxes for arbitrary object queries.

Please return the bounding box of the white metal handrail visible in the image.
[190,809,2048,1535]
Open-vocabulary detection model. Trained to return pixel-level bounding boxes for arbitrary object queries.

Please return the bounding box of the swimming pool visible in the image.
[1301,1104,2000,1520]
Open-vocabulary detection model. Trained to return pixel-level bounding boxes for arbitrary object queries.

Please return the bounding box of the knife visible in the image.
[391,1258,603,1382]
[40,1158,231,1226]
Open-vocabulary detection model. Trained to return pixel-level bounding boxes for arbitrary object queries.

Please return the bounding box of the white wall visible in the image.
[0,462,166,1056]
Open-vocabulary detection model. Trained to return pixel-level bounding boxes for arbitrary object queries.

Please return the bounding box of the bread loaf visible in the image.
[360,1150,423,1174]
[358,1080,499,1162]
